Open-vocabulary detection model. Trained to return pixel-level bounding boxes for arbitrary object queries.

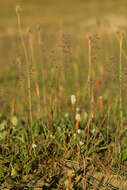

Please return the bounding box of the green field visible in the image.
[1,0,127,189]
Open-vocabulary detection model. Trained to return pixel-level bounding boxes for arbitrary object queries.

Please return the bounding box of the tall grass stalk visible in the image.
[88,36,92,100]
[16,6,33,150]
[119,32,123,129]
[37,25,41,47]
[35,82,41,115]
[28,28,34,63]
[86,111,92,155]
[99,96,103,117]
[9,98,15,122]
[28,28,41,117]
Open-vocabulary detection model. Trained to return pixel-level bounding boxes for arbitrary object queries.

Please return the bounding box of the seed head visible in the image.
[76,107,80,112]
[99,96,102,100]
[75,113,81,121]
[32,143,37,149]
[79,141,84,146]
[71,95,76,105]
[16,5,22,15]
[77,129,81,134]
[67,168,73,176]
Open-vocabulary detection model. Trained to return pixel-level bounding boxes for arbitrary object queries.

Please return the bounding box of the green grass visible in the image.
[1,1,127,189]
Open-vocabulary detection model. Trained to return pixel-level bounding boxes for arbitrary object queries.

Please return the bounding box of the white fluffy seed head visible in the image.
[71,95,76,105]
[79,141,84,146]
[32,143,37,149]
[76,107,80,112]
[77,129,81,134]
[75,113,81,121]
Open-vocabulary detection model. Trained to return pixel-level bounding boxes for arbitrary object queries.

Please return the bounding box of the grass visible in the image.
[1,0,127,189]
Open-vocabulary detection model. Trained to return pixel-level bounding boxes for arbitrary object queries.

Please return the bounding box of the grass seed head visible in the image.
[71,94,76,105]
[16,5,22,15]
[76,107,80,112]
[79,141,84,146]
[77,129,81,134]
[75,113,81,121]
[32,143,37,149]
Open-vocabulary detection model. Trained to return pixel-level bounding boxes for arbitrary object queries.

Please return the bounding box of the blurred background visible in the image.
[1,0,127,33]
[0,0,127,118]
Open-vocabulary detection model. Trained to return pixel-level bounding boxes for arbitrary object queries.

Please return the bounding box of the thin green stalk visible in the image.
[16,6,33,149]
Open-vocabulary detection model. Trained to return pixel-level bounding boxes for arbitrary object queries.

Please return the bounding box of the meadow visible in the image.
[1,0,127,189]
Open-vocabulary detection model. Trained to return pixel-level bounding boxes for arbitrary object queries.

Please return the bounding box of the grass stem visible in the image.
[16,6,33,152]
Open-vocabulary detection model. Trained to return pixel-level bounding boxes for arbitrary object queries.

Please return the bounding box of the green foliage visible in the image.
[0,168,4,182]
[121,149,127,162]
[23,159,35,175]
